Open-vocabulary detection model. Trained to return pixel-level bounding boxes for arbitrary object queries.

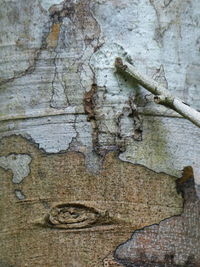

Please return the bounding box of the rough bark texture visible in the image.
[0,136,182,266]
[0,0,200,266]
[115,177,200,266]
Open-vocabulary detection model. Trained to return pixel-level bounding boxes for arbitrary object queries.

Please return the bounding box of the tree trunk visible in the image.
[0,0,199,266]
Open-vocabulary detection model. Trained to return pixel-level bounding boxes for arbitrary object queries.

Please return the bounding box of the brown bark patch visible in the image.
[0,135,183,267]
[46,23,61,49]
[84,84,97,121]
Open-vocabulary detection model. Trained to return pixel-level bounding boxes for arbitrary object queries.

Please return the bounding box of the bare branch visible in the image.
[115,57,200,128]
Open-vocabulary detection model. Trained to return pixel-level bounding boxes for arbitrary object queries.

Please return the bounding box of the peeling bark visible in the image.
[115,176,200,266]
[0,0,200,265]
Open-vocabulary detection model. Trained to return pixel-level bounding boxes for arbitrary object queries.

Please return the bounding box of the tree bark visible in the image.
[0,0,200,266]
[115,57,200,128]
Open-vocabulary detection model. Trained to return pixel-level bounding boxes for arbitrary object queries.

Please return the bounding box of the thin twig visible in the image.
[115,57,200,128]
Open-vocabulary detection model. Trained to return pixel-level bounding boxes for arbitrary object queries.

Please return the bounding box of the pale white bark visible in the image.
[115,57,200,128]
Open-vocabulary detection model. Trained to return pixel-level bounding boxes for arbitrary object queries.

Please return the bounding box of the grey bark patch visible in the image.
[115,178,200,266]
[0,0,48,85]
[14,189,26,200]
[46,0,102,109]
[0,115,78,154]
[119,115,200,191]
[0,154,32,184]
